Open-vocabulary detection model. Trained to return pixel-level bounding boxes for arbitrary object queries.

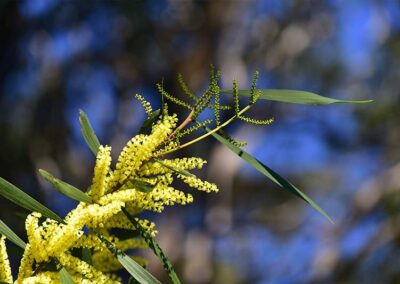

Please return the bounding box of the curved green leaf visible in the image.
[208,129,333,223]
[39,169,92,204]
[97,233,161,284]
[0,177,63,223]
[0,219,26,249]
[79,109,101,155]
[221,89,373,105]
[122,208,181,284]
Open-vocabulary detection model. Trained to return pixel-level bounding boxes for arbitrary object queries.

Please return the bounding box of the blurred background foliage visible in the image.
[0,0,399,283]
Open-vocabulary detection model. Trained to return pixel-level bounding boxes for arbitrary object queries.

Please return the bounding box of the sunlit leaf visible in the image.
[122,208,181,284]
[221,89,373,105]
[0,219,26,249]
[208,129,333,223]
[97,233,161,284]
[59,267,75,284]
[39,169,92,204]
[0,177,63,223]
[79,109,101,155]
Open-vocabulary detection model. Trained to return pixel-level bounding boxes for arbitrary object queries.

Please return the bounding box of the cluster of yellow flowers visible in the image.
[0,111,218,283]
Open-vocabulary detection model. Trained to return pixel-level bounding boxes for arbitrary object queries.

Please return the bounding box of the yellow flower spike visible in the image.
[91,145,112,202]
[0,235,12,284]
[48,201,124,255]
[16,244,35,284]
[139,157,207,176]
[71,233,104,252]
[177,175,219,193]
[25,213,50,262]
[110,113,178,187]
[58,252,120,284]
[22,272,60,284]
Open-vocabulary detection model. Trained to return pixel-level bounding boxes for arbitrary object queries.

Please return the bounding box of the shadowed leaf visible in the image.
[129,180,156,193]
[139,109,161,135]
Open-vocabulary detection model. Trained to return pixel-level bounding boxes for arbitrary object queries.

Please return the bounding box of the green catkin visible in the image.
[175,120,213,140]
[157,83,192,110]
[233,79,240,116]
[177,74,198,102]
[135,94,153,117]
[214,90,221,126]
[250,71,260,104]
[238,116,275,125]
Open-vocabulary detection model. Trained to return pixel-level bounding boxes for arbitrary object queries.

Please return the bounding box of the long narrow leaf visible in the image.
[79,110,101,155]
[208,129,333,223]
[0,177,63,223]
[39,169,92,204]
[122,208,181,284]
[97,233,161,284]
[59,267,75,284]
[0,219,26,249]
[221,89,372,105]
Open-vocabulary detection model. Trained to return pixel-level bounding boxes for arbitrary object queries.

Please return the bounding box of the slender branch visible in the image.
[156,104,252,156]
[166,110,194,141]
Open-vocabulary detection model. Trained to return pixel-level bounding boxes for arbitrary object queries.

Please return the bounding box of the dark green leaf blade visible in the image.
[122,208,181,284]
[208,129,333,223]
[139,109,161,135]
[0,177,63,223]
[59,267,75,284]
[221,89,373,105]
[0,219,26,249]
[129,180,155,193]
[79,109,101,155]
[39,169,92,204]
[81,247,92,265]
[97,233,161,284]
